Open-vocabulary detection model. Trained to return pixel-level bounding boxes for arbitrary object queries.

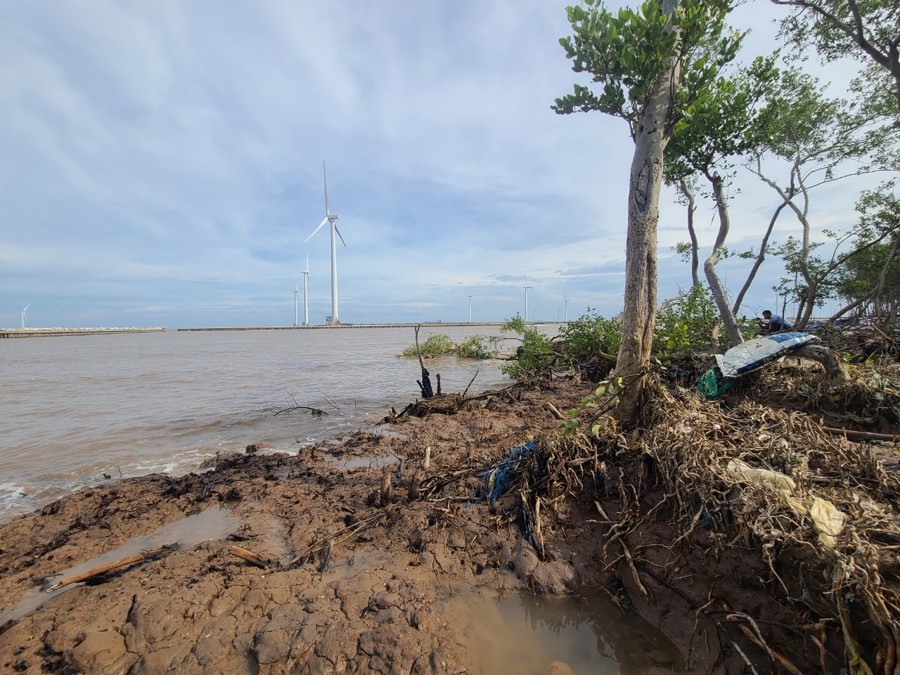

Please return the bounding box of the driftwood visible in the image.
[414,325,434,399]
[274,405,326,417]
[821,426,900,443]
[47,545,176,591]
[793,345,848,384]
[228,544,271,569]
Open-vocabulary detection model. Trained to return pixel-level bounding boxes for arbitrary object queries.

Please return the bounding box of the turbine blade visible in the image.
[334,223,347,247]
[305,217,329,243]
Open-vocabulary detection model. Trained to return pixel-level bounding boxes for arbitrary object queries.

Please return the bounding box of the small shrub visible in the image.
[559,309,622,365]
[654,285,719,354]
[457,335,497,360]
[401,333,456,358]
[500,316,555,378]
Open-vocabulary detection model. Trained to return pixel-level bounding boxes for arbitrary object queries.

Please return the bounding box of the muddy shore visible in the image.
[0,371,897,673]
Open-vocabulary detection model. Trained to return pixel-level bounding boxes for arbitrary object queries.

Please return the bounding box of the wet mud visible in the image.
[0,374,896,673]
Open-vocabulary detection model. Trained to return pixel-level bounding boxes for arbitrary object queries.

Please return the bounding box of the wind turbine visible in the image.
[563,296,570,323]
[16,304,31,329]
[467,295,474,323]
[293,284,299,327]
[523,276,533,322]
[305,161,345,326]
[302,254,310,326]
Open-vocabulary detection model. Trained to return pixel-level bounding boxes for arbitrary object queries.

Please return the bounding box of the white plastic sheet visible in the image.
[715,332,819,379]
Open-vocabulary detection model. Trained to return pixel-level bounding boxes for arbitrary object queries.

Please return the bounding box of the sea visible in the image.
[0,324,552,524]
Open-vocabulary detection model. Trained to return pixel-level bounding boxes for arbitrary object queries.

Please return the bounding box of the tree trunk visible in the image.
[677,179,700,288]
[732,197,788,317]
[615,0,683,425]
[704,173,744,347]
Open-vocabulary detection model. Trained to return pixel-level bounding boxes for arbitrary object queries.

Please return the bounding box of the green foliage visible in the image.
[654,285,720,353]
[834,182,900,311]
[400,333,501,360]
[558,309,622,364]
[553,0,742,137]
[402,334,456,358]
[774,0,900,113]
[500,316,555,379]
[666,56,780,182]
[456,335,497,360]
[563,376,625,436]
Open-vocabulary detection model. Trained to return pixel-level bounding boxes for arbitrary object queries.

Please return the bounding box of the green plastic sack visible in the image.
[697,368,732,399]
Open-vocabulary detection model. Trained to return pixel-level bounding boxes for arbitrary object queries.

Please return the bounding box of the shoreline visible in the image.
[1,362,895,673]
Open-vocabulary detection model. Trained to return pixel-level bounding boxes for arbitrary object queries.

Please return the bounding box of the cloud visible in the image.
[0,0,883,329]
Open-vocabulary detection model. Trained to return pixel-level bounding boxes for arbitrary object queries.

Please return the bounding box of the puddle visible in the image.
[443,588,686,674]
[0,507,239,629]
[323,453,400,471]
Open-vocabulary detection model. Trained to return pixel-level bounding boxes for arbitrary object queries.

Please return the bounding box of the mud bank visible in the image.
[0,373,897,673]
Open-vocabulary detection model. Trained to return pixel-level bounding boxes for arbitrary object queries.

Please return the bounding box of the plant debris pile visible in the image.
[490,366,900,674]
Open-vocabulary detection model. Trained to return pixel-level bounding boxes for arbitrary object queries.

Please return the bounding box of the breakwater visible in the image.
[176,322,512,332]
[0,327,166,339]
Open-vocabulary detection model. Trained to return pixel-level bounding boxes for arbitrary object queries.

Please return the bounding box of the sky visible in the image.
[0,1,883,329]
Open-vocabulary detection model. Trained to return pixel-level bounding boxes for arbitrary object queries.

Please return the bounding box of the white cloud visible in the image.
[0,0,888,329]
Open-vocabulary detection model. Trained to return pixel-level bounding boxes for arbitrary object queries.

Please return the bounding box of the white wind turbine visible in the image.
[302,254,310,326]
[305,161,346,326]
[16,304,31,329]
[523,276,533,322]
[293,284,299,327]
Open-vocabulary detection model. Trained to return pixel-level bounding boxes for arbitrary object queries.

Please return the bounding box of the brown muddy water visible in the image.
[0,325,536,522]
[445,588,685,674]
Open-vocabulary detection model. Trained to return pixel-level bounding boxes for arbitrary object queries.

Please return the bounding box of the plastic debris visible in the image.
[697,368,733,399]
[715,332,819,379]
[483,441,536,502]
[810,497,846,549]
[725,459,796,493]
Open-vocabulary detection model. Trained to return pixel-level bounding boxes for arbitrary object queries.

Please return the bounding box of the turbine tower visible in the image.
[293,284,299,327]
[305,161,345,326]
[523,277,532,322]
[302,254,310,326]
[467,295,474,323]
[16,304,31,329]
[563,296,569,323]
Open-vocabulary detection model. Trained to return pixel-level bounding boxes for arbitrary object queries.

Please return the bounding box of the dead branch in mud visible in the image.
[414,325,434,399]
[461,370,479,400]
[285,512,386,571]
[228,544,272,569]
[47,545,177,591]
